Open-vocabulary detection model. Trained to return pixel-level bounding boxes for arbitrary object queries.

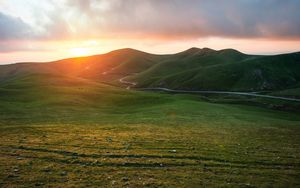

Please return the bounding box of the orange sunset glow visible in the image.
[0,0,300,64]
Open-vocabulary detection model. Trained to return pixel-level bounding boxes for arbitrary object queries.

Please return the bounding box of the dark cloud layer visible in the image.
[0,11,32,40]
[1,0,300,41]
[62,0,300,39]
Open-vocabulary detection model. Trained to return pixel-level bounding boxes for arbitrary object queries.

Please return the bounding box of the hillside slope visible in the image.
[129,50,300,92]
[0,72,175,124]
[0,48,166,85]
[0,48,300,93]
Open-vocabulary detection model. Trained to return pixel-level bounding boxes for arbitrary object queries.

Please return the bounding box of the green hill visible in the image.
[0,72,176,124]
[129,49,300,92]
[1,49,300,187]
[0,48,165,85]
[1,47,300,94]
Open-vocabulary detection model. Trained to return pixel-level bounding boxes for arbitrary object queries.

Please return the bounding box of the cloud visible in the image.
[1,0,300,41]
[0,11,33,40]
[53,0,300,40]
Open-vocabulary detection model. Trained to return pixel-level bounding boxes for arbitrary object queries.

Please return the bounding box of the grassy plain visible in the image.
[0,74,300,187]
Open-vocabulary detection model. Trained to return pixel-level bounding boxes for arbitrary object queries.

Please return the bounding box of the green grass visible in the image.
[0,73,300,187]
[1,48,300,187]
[2,48,300,94]
[131,50,300,92]
[1,122,300,187]
[270,87,300,98]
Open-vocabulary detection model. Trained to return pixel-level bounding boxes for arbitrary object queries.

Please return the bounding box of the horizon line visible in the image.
[1,47,300,65]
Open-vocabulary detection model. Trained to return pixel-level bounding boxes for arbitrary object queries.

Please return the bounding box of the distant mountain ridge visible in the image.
[0,48,300,94]
[127,48,300,92]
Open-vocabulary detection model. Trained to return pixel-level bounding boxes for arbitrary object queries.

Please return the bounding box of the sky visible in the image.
[0,0,300,64]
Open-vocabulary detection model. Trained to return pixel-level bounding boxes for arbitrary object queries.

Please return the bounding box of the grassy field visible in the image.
[1,122,300,187]
[0,74,300,187]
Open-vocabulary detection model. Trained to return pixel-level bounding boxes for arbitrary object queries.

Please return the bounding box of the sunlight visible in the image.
[68,47,90,57]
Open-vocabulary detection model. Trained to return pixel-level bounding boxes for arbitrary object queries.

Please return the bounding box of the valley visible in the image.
[0,48,300,187]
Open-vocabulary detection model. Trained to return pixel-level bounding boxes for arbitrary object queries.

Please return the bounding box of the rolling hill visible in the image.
[128,48,300,92]
[1,48,300,187]
[0,48,300,96]
[0,48,163,84]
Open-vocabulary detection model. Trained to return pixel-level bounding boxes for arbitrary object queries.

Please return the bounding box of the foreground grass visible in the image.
[1,122,300,187]
[0,74,300,187]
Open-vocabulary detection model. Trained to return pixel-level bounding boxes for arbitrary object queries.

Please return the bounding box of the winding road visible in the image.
[119,77,137,90]
[119,76,300,102]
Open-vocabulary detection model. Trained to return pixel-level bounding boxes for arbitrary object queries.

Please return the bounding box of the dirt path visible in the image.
[118,76,300,102]
[119,77,137,90]
[141,87,300,102]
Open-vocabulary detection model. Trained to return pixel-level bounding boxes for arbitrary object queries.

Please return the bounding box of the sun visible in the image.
[68,47,90,57]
